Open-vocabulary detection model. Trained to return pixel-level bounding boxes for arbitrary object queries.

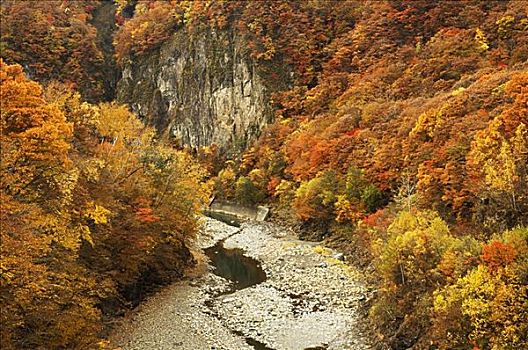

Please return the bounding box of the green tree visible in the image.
[235,176,265,206]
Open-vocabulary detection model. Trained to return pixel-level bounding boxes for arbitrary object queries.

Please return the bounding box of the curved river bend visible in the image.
[111,217,374,350]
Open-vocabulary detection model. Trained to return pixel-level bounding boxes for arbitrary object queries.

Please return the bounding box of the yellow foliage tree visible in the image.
[433,228,528,350]
[1,61,102,349]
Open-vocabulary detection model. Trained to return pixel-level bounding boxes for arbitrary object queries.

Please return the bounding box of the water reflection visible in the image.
[205,242,266,290]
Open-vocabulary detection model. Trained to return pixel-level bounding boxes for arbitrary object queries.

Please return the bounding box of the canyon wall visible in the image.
[117,28,272,151]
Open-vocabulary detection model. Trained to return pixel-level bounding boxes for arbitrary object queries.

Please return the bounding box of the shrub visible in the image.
[235,176,265,206]
[294,170,341,221]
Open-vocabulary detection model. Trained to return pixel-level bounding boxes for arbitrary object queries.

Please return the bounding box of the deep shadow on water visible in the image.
[204,236,271,349]
[205,242,266,291]
[203,214,271,349]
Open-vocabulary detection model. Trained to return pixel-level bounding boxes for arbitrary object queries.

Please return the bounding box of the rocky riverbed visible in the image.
[111,217,374,350]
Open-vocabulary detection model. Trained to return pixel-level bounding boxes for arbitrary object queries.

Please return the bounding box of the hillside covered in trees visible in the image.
[1,1,527,349]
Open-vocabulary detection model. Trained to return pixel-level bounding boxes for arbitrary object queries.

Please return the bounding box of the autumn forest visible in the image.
[0,1,527,350]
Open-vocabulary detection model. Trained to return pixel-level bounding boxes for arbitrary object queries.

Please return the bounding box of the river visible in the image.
[110,217,374,350]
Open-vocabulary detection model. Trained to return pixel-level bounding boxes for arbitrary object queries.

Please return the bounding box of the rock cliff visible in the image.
[116,28,272,151]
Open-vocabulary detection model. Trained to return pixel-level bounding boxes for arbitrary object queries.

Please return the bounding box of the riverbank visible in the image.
[110,217,374,349]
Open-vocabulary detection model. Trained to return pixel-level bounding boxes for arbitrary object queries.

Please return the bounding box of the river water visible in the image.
[111,217,374,350]
[205,241,267,291]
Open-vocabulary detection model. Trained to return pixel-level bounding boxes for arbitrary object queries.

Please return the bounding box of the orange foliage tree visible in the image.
[0,0,106,100]
[1,61,210,349]
[1,60,102,349]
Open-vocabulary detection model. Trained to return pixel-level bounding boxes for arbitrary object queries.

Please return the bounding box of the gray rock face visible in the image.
[116,28,272,150]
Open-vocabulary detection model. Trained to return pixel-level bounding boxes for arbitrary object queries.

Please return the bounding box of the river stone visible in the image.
[110,218,374,350]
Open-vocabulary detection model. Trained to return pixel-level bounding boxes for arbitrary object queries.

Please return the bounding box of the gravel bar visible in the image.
[111,217,374,350]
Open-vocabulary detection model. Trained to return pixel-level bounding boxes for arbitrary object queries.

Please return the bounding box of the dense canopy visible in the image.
[1,1,527,349]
